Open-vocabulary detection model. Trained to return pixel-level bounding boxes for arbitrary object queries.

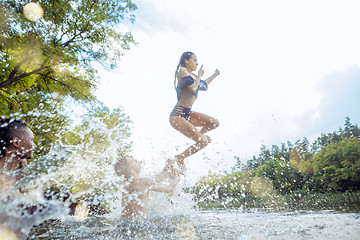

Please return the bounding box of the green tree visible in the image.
[1,0,136,103]
[1,0,137,155]
[341,116,360,139]
[62,103,133,158]
[244,142,292,170]
[255,158,303,194]
[245,144,271,170]
[196,118,360,205]
[271,142,291,161]
[191,171,255,202]
[311,117,360,153]
[305,137,360,192]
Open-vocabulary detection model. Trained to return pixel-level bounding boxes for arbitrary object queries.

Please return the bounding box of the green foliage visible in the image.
[1,0,137,84]
[0,93,69,160]
[312,117,360,152]
[61,102,133,159]
[0,0,137,114]
[239,117,360,172]
[305,137,360,192]
[244,142,292,170]
[255,158,303,194]
[1,0,137,156]
[194,118,360,205]
[190,170,275,203]
[27,103,133,203]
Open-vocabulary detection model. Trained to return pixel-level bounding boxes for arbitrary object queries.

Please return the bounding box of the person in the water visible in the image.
[169,51,220,172]
[114,157,180,219]
[0,118,36,200]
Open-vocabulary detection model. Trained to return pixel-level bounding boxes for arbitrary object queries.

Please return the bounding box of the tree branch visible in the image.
[38,73,91,101]
[0,65,48,90]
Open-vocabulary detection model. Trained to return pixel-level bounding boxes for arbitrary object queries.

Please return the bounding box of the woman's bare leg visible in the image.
[170,117,208,160]
[169,112,219,170]
[189,111,219,134]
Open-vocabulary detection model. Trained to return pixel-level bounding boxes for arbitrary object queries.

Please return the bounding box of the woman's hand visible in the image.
[198,65,204,78]
[214,69,220,76]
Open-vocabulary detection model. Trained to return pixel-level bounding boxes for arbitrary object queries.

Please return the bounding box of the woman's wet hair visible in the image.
[0,118,28,158]
[174,51,194,89]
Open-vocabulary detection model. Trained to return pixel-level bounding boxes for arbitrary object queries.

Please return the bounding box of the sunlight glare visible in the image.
[23,2,44,22]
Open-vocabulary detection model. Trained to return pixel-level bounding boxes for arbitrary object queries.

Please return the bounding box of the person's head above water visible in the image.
[114,157,141,180]
[0,118,36,170]
[178,51,194,67]
[174,51,199,87]
[176,51,199,71]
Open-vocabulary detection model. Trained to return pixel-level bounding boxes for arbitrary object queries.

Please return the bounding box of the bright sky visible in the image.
[95,0,360,182]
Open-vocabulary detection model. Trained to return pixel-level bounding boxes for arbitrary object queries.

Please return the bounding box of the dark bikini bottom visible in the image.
[170,105,191,121]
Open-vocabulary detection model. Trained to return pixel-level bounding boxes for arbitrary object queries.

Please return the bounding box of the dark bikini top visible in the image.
[176,75,208,100]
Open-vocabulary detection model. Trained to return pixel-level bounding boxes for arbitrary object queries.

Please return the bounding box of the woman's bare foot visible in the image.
[175,155,187,175]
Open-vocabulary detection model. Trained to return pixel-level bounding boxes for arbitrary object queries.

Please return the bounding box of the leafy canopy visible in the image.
[0,0,137,157]
[0,0,137,109]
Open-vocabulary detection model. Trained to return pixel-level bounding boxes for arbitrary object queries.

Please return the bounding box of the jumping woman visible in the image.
[169,51,220,172]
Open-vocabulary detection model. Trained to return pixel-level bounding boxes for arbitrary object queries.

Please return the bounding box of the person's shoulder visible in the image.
[134,177,155,189]
[178,67,191,79]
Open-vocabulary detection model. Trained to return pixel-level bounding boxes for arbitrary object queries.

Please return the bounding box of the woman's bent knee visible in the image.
[197,136,209,148]
[210,118,220,130]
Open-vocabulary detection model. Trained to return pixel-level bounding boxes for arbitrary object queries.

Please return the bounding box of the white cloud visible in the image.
[298,65,360,137]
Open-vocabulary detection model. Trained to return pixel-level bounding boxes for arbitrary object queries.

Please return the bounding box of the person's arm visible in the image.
[155,167,170,183]
[155,158,179,183]
[178,66,204,95]
[189,65,204,94]
[149,174,180,194]
[204,69,220,85]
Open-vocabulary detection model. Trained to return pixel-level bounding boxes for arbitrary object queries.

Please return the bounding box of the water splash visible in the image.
[0,199,67,239]
[1,110,196,238]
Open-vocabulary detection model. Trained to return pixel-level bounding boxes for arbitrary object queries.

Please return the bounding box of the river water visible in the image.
[26,209,359,240]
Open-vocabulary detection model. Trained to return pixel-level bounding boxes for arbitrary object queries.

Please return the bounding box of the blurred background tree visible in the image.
[0,0,137,158]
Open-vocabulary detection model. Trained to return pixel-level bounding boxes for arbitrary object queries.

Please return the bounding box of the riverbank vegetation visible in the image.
[189,117,360,212]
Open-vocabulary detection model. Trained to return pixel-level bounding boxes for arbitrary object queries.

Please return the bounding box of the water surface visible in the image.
[28,209,360,239]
